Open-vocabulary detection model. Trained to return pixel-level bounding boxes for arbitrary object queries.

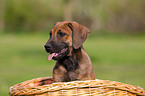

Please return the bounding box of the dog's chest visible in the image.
[61,57,78,72]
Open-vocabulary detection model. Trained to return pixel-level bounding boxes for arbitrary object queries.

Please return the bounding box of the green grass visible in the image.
[0,33,145,96]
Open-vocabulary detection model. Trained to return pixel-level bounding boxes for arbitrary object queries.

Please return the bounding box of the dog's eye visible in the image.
[59,32,66,37]
[58,30,66,37]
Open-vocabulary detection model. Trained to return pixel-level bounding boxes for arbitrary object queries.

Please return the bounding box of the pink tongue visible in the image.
[48,53,55,61]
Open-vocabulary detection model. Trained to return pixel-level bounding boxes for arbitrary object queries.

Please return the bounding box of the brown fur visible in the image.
[44,21,95,82]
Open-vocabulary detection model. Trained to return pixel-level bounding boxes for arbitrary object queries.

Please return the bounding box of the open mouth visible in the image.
[48,48,69,61]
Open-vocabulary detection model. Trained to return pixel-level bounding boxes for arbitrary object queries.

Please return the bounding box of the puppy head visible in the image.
[44,21,90,60]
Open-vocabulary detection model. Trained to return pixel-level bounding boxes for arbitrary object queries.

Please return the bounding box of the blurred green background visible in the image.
[0,0,145,95]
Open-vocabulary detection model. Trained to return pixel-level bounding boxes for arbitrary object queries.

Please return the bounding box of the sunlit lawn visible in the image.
[0,33,145,96]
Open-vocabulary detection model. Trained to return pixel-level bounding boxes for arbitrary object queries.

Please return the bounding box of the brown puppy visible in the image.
[44,21,95,82]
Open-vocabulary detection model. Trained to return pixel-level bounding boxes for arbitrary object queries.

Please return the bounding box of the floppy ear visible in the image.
[68,21,90,49]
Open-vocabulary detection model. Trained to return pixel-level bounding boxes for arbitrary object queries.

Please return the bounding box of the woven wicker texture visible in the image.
[9,77,145,96]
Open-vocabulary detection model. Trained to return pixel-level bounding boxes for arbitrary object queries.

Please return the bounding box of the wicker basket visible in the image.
[9,77,145,96]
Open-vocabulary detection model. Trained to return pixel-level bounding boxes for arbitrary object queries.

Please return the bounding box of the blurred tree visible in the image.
[102,0,145,33]
[4,0,64,32]
[0,0,5,33]
[1,0,145,33]
[63,0,73,21]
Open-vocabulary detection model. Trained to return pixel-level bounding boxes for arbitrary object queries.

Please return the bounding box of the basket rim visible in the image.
[9,77,145,96]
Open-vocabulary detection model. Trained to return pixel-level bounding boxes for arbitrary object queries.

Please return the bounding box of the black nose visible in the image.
[44,44,51,53]
[44,44,51,49]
